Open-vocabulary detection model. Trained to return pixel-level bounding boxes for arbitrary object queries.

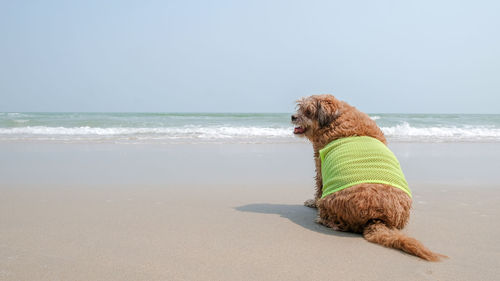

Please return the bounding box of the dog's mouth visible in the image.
[293,126,306,134]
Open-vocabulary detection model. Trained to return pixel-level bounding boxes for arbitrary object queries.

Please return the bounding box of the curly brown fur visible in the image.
[316,184,411,233]
[292,94,446,261]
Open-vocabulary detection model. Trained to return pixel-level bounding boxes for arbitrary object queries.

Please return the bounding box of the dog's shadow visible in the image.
[235,203,358,238]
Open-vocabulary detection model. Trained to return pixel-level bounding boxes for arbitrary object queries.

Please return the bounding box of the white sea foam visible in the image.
[381,122,500,142]
[0,126,293,140]
[1,122,500,143]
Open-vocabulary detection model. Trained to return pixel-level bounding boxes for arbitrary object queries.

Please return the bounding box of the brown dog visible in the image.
[292,94,446,261]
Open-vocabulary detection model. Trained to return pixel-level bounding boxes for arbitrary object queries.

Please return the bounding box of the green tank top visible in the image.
[319,136,411,198]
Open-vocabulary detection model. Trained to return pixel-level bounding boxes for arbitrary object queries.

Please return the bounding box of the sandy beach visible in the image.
[1,142,500,280]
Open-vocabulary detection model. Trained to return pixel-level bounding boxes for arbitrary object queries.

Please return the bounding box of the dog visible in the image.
[292,94,446,261]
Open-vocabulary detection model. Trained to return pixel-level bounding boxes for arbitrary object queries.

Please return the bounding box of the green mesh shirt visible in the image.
[319,136,411,198]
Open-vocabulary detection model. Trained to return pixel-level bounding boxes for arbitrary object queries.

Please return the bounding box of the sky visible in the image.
[0,0,499,113]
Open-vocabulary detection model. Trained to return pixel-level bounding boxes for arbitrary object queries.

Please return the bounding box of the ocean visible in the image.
[1,112,499,143]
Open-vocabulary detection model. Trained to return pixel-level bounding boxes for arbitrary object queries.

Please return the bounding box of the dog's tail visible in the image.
[363,220,447,261]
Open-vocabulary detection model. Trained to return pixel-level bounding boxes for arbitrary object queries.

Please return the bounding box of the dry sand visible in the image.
[1,142,500,280]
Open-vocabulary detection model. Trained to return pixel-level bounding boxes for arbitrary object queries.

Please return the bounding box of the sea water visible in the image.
[0,112,499,143]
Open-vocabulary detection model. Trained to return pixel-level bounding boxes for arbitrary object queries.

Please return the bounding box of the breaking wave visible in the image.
[381,122,500,142]
[1,123,500,143]
[0,126,294,143]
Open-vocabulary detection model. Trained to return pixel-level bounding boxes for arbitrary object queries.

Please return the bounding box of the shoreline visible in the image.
[1,137,500,145]
[1,141,500,186]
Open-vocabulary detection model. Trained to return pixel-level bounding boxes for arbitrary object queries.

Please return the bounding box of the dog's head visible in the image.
[291,95,342,140]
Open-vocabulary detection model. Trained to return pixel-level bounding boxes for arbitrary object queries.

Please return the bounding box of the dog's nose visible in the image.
[291,115,297,122]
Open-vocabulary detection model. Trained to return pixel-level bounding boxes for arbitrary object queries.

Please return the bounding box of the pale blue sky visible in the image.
[1,0,499,113]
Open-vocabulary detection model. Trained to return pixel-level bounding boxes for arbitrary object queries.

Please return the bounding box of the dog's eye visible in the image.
[305,109,312,117]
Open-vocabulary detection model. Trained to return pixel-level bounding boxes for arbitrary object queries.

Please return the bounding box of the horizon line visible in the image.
[1,111,500,115]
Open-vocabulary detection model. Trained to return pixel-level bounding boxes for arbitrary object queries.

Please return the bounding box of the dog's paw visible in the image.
[304,199,317,208]
[315,216,343,231]
[314,216,323,224]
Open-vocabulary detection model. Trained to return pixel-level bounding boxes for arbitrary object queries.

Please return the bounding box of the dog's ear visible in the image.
[317,100,341,128]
